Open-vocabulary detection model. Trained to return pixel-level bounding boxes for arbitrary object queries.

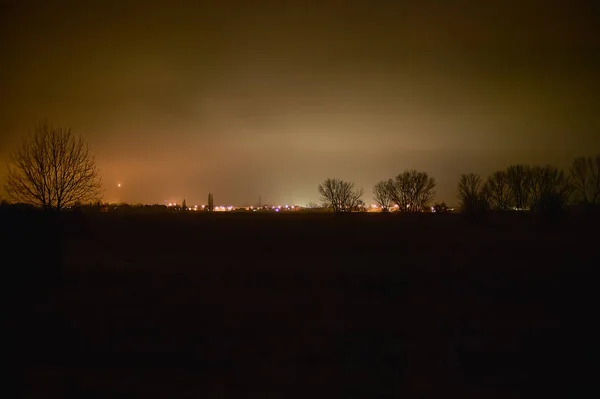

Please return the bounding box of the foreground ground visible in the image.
[2,211,597,397]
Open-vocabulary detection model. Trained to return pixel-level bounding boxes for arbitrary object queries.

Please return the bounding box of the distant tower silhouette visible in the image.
[208,193,214,211]
[258,196,262,208]
[182,199,187,211]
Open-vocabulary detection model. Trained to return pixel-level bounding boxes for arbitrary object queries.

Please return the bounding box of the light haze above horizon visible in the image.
[1,0,599,206]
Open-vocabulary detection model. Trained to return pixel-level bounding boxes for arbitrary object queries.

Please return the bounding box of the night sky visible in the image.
[1,1,599,206]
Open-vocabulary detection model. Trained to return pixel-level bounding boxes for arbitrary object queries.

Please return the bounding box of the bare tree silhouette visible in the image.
[318,178,364,213]
[386,176,408,211]
[570,155,600,206]
[506,164,532,210]
[458,173,486,213]
[529,165,572,211]
[412,171,437,211]
[483,170,512,211]
[387,170,436,212]
[373,180,394,211]
[4,121,102,211]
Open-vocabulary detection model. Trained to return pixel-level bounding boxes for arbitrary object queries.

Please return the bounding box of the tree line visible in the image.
[319,170,437,212]
[3,121,599,214]
[319,155,599,213]
[457,158,600,214]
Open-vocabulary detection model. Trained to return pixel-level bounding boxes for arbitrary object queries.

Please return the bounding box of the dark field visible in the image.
[3,211,597,397]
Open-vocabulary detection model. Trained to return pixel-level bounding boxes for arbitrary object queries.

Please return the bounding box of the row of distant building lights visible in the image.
[165,203,298,212]
[162,202,451,212]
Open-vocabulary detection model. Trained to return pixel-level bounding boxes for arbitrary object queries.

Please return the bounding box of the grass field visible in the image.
[3,210,597,397]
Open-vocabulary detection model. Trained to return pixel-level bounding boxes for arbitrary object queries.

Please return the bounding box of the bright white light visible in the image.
[275,208,279,212]
[117,183,122,188]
